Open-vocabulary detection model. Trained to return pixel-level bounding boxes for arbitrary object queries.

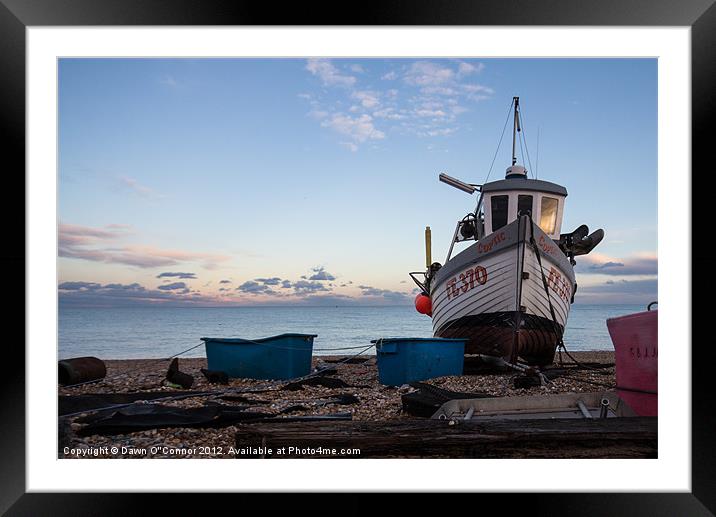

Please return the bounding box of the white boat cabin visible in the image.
[482,165,567,240]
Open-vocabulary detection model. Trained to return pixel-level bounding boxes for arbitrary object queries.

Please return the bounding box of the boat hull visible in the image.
[607,310,658,416]
[430,216,575,366]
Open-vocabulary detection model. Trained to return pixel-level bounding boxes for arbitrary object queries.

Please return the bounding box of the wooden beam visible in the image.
[234,417,658,459]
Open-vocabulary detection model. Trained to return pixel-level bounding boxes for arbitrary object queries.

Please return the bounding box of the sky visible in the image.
[58,58,657,307]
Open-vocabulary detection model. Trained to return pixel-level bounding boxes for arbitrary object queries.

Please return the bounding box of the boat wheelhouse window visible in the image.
[517,194,534,216]
[491,195,509,231]
[540,196,559,234]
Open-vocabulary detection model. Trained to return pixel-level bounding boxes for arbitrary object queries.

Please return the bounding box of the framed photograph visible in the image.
[3,0,712,513]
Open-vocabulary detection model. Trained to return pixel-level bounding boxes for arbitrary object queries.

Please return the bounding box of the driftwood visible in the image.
[234,417,657,458]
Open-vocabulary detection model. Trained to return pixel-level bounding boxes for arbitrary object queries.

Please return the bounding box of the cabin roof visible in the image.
[482,178,568,196]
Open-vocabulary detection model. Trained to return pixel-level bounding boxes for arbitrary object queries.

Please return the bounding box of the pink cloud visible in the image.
[59,223,230,269]
[576,252,657,276]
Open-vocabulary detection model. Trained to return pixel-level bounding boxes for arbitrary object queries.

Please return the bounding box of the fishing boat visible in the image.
[411,97,604,366]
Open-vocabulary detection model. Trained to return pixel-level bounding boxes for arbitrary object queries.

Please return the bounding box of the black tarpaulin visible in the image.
[59,391,212,416]
[76,403,273,436]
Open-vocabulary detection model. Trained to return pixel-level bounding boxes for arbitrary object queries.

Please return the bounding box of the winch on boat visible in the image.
[410,97,604,366]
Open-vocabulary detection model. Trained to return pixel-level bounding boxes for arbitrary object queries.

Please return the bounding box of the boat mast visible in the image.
[511,96,520,166]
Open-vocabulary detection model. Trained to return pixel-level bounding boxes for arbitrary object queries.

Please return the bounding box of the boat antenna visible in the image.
[511,96,521,166]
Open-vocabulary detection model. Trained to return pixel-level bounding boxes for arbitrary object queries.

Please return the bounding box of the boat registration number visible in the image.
[547,267,572,303]
[446,266,488,300]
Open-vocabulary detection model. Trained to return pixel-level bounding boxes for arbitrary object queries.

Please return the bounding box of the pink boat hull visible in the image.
[606,309,658,416]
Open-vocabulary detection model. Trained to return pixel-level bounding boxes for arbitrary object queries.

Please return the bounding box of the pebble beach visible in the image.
[59,350,618,459]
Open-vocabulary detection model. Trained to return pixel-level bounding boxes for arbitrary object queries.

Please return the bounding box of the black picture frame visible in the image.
[2,0,711,514]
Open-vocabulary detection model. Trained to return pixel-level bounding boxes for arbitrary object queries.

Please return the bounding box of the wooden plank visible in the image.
[234,417,658,459]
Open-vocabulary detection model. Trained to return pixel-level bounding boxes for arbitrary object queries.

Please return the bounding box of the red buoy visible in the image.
[415,293,432,316]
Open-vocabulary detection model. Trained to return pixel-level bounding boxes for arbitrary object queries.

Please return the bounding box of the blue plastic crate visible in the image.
[371,337,466,386]
[201,334,317,380]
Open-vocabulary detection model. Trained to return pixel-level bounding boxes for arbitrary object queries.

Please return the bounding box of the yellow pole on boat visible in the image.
[425,226,432,268]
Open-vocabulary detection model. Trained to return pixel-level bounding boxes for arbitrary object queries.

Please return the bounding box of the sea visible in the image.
[58,304,646,360]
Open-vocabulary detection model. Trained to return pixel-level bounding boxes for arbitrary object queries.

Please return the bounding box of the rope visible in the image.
[535,126,540,179]
[61,341,207,389]
[60,344,376,419]
[201,337,376,353]
[483,99,514,184]
[560,374,657,395]
[165,342,205,360]
[62,336,378,390]
[527,214,564,358]
[525,215,612,372]
[518,126,527,175]
[518,109,535,177]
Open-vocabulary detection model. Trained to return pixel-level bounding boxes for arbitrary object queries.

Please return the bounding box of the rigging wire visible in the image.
[518,125,527,175]
[535,126,540,179]
[483,98,515,184]
[518,109,535,179]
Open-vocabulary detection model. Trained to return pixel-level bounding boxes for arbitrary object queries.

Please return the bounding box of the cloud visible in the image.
[404,61,454,86]
[302,59,493,150]
[591,261,624,270]
[103,283,143,290]
[255,277,282,285]
[119,176,154,197]
[297,294,356,305]
[292,280,329,294]
[281,280,292,288]
[308,109,329,120]
[577,252,658,276]
[457,61,484,76]
[157,272,196,279]
[58,281,102,291]
[59,223,125,246]
[415,109,448,118]
[305,58,356,87]
[372,107,406,120]
[159,75,179,87]
[321,113,385,144]
[351,90,380,109]
[237,281,276,295]
[309,267,336,281]
[59,223,230,269]
[58,281,220,307]
[461,83,494,100]
[64,245,228,269]
[219,279,231,284]
[425,127,456,137]
[357,285,411,303]
[157,282,189,292]
[349,64,365,73]
[575,278,658,304]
